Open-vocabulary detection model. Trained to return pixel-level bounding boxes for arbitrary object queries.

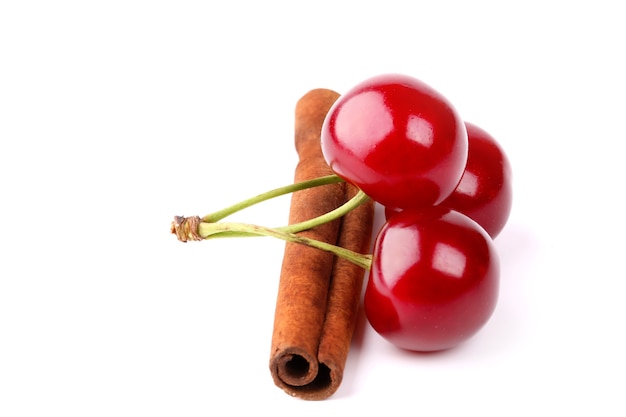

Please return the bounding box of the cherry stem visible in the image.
[197,221,372,270]
[205,188,370,238]
[279,190,369,234]
[171,173,374,270]
[201,174,343,223]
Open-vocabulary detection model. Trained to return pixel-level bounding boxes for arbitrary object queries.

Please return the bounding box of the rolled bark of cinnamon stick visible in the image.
[269,89,375,400]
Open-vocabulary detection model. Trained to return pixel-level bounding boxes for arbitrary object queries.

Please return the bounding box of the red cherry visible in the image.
[321,74,468,210]
[364,207,499,352]
[439,122,512,238]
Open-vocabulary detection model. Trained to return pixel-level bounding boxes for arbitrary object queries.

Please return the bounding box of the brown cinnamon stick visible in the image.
[269,89,375,400]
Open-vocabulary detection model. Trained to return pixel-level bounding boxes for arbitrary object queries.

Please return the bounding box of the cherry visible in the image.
[321,74,468,210]
[439,122,512,238]
[384,122,512,238]
[364,207,499,352]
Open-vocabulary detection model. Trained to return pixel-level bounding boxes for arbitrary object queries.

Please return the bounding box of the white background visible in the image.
[2,1,625,416]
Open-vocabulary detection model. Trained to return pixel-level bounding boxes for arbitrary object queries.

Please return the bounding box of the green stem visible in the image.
[201,174,344,223]
[197,221,372,270]
[279,189,369,233]
[205,189,370,239]
[172,173,373,269]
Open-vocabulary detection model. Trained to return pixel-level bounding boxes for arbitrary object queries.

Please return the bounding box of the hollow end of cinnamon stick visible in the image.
[272,348,318,387]
[269,350,341,400]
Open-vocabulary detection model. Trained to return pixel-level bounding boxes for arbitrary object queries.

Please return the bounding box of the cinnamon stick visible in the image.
[269,89,375,400]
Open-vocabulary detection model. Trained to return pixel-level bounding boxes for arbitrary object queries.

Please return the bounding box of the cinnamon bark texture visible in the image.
[269,89,375,400]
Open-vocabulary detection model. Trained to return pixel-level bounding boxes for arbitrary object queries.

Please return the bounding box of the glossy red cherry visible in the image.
[364,207,499,352]
[321,74,468,210]
[439,122,512,238]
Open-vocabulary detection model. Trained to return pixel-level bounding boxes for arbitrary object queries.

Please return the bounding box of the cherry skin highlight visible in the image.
[364,207,499,352]
[321,74,468,210]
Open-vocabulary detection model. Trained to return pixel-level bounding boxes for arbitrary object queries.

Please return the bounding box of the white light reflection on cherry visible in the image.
[454,171,479,197]
[432,242,466,278]
[405,115,434,148]
[335,91,393,160]
[379,226,420,289]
